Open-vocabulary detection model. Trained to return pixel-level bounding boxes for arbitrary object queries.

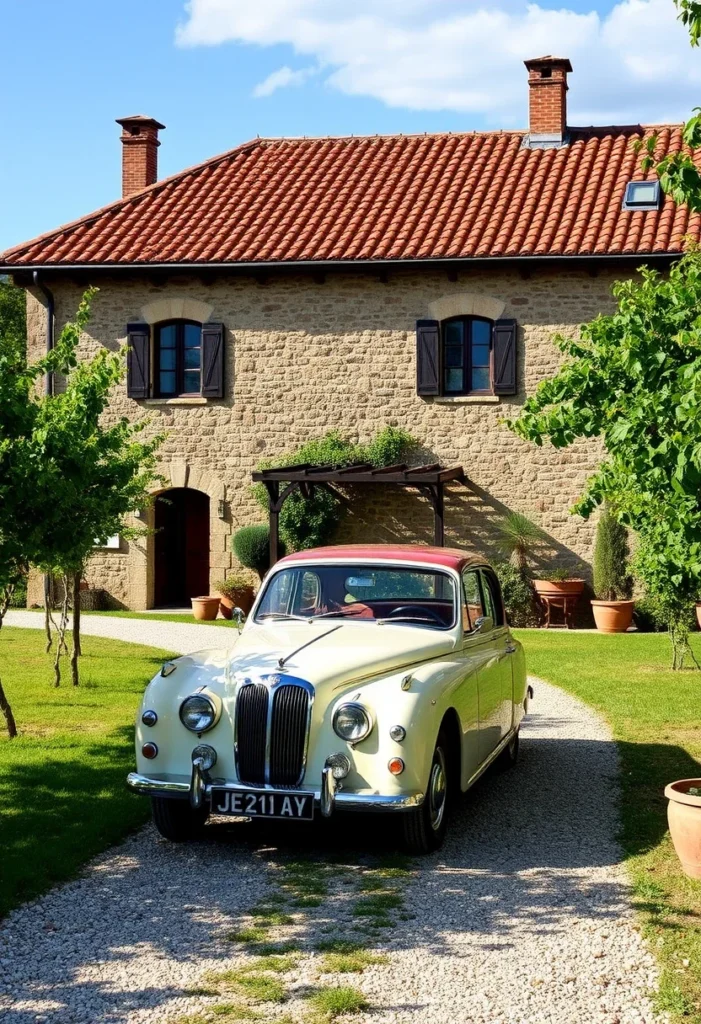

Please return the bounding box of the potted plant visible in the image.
[532,569,585,598]
[665,779,701,879]
[590,504,634,633]
[216,573,255,618]
[191,595,221,621]
[497,511,543,573]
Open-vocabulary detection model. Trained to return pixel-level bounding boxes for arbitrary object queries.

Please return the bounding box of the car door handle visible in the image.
[505,644,517,654]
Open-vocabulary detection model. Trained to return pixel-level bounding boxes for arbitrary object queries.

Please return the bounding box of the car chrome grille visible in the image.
[235,678,312,788]
[270,684,310,787]
[235,683,268,785]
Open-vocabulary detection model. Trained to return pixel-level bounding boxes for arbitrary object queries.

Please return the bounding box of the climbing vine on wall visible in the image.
[254,426,418,551]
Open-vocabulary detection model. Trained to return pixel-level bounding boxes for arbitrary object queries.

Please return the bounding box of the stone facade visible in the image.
[25,264,616,609]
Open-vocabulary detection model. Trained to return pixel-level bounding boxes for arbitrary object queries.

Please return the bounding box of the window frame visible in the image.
[622,180,661,212]
[441,315,494,397]
[154,319,203,398]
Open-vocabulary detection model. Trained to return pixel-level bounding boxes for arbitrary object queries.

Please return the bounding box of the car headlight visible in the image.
[333,703,372,743]
[180,694,218,733]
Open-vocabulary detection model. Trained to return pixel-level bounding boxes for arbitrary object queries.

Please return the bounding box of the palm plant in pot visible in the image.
[495,512,542,625]
[215,573,255,618]
[591,504,634,633]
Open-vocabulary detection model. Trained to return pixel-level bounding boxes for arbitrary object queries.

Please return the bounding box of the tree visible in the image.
[505,251,701,669]
[644,3,701,207]
[0,289,162,731]
[0,276,26,356]
[592,504,632,602]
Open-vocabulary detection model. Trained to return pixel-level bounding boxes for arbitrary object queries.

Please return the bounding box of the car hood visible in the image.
[224,620,456,691]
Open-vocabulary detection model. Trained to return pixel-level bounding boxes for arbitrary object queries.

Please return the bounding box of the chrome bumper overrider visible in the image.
[126,771,424,813]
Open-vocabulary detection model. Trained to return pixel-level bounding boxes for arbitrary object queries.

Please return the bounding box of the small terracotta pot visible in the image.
[191,596,220,621]
[219,587,255,619]
[591,599,635,633]
[696,602,701,630]
[533,579,585,598]
[665,779,701,879]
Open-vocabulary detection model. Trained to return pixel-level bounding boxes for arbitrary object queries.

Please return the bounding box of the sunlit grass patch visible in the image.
[211,1007,263,1020]
[240,954,300,973]
[205,970,286,1004]
[320,949,388,974]
[307,985,369,1020]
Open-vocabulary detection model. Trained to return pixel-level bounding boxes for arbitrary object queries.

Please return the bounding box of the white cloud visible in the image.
[253,64,316,97]
[176,0,701,125]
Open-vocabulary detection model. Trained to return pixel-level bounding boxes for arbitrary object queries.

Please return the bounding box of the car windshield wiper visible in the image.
[376,616,437,626]
[310,609,369,620]
[257,612,310,622]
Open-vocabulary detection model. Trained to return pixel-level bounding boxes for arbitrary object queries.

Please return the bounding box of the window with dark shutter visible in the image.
[126,322,151,399]
[492,318,518,395]
[201,322,225,399]
[416,319,440,396]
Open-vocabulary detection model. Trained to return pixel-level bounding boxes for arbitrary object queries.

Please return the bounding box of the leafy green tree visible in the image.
[0,289,162,731]
[505,251,701,668]
[0,276,26,356]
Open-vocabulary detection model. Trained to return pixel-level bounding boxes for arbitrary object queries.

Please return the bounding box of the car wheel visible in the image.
[495,729,520,772]
[151,797,209,842]
[402,735,450,854]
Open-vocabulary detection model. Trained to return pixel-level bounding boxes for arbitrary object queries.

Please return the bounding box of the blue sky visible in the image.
[1,0,699,253]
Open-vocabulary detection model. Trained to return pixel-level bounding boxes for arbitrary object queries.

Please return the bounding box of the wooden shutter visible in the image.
[416,319,440,396]
[201,322,225,399]
[493,318,517,395]
[126,322,150,399]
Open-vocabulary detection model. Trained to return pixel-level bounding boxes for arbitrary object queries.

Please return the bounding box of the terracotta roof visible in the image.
[2,125,699,268]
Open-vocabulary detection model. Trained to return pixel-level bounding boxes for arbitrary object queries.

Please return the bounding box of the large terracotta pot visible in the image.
[219,587,255,619]
[191,596,220,621]
[665,779,701,879]
[591,599,635,633]
[533,579,585,598]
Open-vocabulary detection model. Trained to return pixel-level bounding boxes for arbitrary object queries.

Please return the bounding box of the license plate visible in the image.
[210,788,314,820]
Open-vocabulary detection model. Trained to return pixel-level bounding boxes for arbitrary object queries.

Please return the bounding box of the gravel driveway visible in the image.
[0,678,663,1024]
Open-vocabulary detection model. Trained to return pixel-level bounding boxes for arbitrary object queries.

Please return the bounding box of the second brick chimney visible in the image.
[524,56,572,148]
[116,115,166,197]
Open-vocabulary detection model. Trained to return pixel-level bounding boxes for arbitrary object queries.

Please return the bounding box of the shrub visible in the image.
[496,511,543,572]
[214,574,252,599]
[634,595,670,632]
[8,573,27,608]
[494,562,536,626]
[233,525,285,580]
[593,504,632,601]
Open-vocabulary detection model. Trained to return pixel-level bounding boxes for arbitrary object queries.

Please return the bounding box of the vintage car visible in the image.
[127,544,528,853]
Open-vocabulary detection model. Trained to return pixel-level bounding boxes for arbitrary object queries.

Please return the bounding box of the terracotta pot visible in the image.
[219,587,255,619]
[696,602,701,630]
[191,596,220,621]
[665,779,701,879]
[533,578,585,598]
[591,599,635,633]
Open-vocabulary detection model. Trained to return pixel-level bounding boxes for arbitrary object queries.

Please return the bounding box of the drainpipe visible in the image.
[32,272,55,613]
[32,271,54,395]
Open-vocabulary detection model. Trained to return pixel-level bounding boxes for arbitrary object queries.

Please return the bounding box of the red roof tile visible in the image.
[2,126,698,268]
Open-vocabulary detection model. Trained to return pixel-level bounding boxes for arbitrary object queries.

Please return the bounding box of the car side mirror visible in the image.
[233,607,245,632]
[473,614,493,634]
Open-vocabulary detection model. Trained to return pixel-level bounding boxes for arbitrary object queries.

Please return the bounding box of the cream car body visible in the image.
[128,545,528,851]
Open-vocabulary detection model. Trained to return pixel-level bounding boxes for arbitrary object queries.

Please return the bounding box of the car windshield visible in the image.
[255,564,457,629]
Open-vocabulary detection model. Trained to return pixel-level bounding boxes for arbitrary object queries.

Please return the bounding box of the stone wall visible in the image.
[24,265,618,609]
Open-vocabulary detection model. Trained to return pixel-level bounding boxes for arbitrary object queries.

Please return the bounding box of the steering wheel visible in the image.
[386,605,445,625]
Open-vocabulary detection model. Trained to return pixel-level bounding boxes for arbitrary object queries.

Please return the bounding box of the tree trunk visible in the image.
[0,583,18,737]
[53,575,70,687]
[44,575,52,653]
[71,572,81,686]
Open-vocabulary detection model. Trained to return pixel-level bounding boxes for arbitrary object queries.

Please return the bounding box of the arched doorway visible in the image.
[154,489,210,606]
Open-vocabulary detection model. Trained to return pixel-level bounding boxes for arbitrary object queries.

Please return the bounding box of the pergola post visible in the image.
[265,481,280,569]
[433,484,445,546]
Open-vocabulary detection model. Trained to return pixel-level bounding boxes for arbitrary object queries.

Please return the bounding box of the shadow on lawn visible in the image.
[0,698,695,1023]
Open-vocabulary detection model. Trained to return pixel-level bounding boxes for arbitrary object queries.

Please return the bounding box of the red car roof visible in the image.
[276,544,481,573]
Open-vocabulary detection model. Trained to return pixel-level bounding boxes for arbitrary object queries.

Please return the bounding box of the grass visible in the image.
[307,986,368,1020]
[205,970,286,1004]
[0,626,174,919]
[515,629,701,1023]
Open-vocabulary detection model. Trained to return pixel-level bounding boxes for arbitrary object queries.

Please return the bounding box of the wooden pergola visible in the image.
[252,463,467,567]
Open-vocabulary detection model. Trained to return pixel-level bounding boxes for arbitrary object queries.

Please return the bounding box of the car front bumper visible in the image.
[126,768,424,815]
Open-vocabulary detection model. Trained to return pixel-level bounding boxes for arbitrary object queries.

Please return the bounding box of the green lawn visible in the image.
[0,627,174,919]
[515,629,701,1022]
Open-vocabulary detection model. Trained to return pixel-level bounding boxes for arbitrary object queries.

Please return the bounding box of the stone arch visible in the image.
[427,292,505,323]
[140,296,215,326]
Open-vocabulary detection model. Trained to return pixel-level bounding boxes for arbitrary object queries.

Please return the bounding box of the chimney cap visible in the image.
[524,55,573,73]
[116,115,166,131]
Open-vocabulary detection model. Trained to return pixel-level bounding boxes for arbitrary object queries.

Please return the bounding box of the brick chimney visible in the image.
[524,56,572,148]
[116,115,165,197]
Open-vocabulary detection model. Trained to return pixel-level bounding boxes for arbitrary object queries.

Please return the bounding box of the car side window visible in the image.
[296,571,322,615]
[479,570,504,627]
[462,571,484,632]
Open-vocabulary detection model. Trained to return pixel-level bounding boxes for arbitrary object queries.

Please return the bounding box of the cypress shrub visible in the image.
[593,506,632,601]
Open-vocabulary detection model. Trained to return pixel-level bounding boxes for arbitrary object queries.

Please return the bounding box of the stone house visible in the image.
[1,55,697,610]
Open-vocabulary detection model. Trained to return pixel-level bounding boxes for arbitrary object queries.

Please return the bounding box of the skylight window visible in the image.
[623,180,661,211]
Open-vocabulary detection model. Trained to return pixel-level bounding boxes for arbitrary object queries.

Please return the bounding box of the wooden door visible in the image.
[154,489,210,606]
